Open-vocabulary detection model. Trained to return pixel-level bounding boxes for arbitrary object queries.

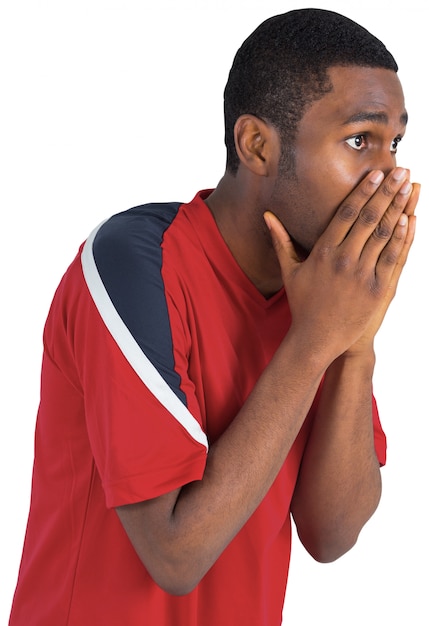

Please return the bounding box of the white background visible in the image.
[1,1,427,624]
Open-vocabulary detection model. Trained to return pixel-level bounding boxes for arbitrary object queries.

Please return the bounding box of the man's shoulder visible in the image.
[98,200,184,244]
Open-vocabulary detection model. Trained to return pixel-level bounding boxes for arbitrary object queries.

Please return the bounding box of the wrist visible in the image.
[332,344,376,373]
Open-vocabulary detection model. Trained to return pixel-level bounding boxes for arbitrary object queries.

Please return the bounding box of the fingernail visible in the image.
[263,212,272,230]
[369,170,384,184]
[399,181,412,195]
[398,213,408,226]
[393,168,407,182]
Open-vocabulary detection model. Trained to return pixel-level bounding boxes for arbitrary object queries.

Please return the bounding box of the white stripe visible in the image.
[80,222,208,450]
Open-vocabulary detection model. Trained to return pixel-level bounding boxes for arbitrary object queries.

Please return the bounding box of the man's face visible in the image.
[269,66,408,255]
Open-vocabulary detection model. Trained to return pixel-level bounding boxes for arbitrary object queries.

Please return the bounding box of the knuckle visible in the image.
[271,238,282,253]
[392,227,405,242]
[314,244,332,260]
[334,252,352,273]
[359,206,379,227]
[380,181,396,198]
[368,278,383,297]
[383,251,398,266]
[337,202,359,222]
[390,194,407,212]
[373,222,391,240]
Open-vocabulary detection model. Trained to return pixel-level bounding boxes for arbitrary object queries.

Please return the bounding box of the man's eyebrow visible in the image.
[342,111,408,126]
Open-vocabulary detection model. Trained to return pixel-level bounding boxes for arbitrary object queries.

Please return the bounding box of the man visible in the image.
[9,8,419,626]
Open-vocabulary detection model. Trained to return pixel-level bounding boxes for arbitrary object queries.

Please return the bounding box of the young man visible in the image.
[9,8,419,626]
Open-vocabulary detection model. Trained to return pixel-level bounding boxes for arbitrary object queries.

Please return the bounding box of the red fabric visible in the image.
[9,191,386,625]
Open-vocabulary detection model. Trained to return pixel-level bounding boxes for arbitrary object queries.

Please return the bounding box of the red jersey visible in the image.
[9,191,386,625]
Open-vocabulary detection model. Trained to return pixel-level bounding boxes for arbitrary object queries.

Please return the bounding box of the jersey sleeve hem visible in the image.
[104,452,207,509]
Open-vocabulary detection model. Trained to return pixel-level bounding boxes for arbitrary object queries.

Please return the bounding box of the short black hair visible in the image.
[224,8,398,174]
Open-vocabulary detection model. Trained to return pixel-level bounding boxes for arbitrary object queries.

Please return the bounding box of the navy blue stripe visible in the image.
[92,201,187,406]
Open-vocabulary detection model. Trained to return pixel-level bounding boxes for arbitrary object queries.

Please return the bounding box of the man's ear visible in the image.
[234,114,280,176]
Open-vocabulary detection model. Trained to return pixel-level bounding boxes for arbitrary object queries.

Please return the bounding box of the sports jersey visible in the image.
[9,190,386,626]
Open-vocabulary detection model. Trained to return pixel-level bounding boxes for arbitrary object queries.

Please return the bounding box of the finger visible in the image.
[264,211,301,277]
[360,179,419,267]
[403,182,420,217]
[388,213,416,282]
[359,177,413,262]
[392,186,420,284]
[376,212,416,290]
[319,168,409,251]
[376,212,408,278]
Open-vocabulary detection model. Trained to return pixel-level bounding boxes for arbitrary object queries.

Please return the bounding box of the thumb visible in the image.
[264,211,301,277]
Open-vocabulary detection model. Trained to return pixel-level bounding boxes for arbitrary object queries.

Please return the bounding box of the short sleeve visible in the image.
[74,208,208,507]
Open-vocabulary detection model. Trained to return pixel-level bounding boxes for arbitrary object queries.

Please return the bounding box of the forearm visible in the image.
[291,348,382,562]
[117,331,327,594]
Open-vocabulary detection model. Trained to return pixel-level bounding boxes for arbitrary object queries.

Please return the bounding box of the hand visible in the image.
[264,168,419,364]
[346,179,419,357]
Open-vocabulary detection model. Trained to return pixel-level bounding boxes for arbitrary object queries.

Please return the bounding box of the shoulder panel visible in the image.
[81,203,208,449]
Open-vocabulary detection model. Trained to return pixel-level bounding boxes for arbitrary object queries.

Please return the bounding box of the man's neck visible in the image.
[205,173,284,298]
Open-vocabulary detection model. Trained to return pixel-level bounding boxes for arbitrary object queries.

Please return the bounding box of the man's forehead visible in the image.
[307,66,407,126]
[342,109,408,127]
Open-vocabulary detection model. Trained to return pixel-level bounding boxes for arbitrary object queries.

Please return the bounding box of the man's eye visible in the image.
[345,135,367,151]
[391,136,402,152]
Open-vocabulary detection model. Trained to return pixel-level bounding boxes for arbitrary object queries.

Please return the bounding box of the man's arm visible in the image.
[117,169,417,595]
[290,181,419,562]
[117,330,327,594]
[291,350,382,562]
